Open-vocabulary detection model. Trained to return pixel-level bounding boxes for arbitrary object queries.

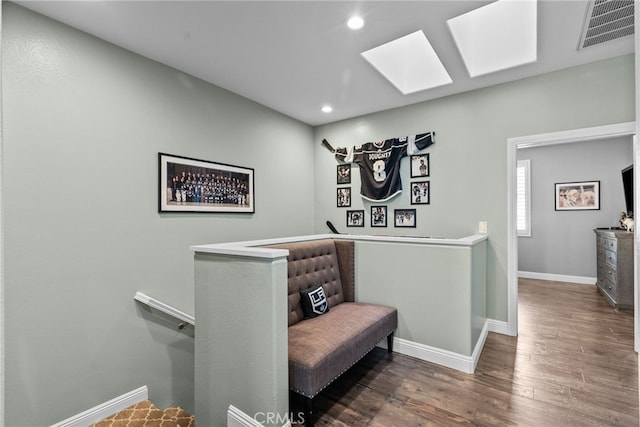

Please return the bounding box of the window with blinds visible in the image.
[516,160,531,237]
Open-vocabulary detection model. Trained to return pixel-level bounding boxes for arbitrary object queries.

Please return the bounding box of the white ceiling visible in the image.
[14,0,635,126]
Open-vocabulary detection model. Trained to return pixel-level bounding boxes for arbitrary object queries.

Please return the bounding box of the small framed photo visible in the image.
[411,154,430,178]
[337,187,351,207]
[555,181,600,211]
[159,152,254,213]
[410,181,430,205]
[394,209,416,228]
[337,164,351,184]
[371,206,388,228]
[346,210,365,227]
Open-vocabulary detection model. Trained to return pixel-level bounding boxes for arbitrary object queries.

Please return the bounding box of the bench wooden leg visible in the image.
[304,396,314,427]
[387,331,394,353]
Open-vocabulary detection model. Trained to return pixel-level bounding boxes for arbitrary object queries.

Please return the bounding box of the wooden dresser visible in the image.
[594,228,634,310]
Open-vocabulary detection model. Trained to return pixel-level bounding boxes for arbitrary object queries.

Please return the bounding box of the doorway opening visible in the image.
[506,121,638,350]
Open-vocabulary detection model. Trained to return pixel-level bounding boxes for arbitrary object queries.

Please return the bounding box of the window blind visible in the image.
[516,160,531,237]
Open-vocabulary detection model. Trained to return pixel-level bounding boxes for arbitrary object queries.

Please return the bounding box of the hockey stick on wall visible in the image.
[326,220,340,234]
[321,139,335,153]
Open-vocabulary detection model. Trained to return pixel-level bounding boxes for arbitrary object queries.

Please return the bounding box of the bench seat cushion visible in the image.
[288,302,397,398]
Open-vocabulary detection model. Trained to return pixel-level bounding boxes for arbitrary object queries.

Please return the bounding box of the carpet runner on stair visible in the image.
[90,399,194,427]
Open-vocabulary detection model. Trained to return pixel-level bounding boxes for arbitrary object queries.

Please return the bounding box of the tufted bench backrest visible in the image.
[266,239,354,326]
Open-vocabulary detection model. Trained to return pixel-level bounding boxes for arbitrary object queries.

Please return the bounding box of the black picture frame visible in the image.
[411,154,430,178]
[394,209,417,228]
[337,187,351,207]
[346,210,365,227]
[554,181,600,211]
[371,206,388,228]
[337,164,351,184]
[410,180,430,205]
[159,152,254,213]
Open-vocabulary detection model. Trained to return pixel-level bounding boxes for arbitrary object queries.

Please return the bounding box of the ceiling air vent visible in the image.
[578,0,634,50]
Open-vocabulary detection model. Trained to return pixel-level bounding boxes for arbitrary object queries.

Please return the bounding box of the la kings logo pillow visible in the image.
[299,284,329,319]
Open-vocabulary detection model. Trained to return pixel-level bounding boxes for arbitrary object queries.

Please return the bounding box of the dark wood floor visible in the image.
[302,279,639,426]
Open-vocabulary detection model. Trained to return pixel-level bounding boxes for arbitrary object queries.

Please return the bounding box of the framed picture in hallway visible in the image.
[394,209,416,228]
[411,154,430,178]
[337,164,351,184]
[371,206,387,228]
[554,181,600,211]
[337,187,351,207]
[346,210,365,227]
[410,181,430,205]
[159,152,255,213]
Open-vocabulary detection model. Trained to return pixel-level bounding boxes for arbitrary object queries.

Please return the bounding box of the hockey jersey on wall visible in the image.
[335,132,435,202]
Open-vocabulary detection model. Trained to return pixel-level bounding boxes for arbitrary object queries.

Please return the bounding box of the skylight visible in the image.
[447,0,537,78]
[361,30,452,95]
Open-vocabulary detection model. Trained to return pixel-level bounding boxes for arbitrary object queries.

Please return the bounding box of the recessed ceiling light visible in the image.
[447,0,538,78]
[347,16,364,30]
[321,105,333,113]
[361,30,452,95]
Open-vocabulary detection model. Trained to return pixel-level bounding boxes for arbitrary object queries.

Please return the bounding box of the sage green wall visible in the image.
[194,253,288,426]
[471,242,487,347]
[354,241,486,356]
[2,4,314,426]
[314,54,635,322]
[0,4,5,426]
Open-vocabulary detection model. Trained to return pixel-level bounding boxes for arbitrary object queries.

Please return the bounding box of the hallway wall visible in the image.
[2,4,315,425]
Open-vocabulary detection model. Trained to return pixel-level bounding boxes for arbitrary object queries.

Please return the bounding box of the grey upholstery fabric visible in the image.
[266,238,398,399]
[288,302,397,398]
[269,239,347,326]
[333,239,355,303]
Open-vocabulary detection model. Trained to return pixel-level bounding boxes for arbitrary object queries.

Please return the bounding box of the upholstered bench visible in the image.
[267,239,397,426]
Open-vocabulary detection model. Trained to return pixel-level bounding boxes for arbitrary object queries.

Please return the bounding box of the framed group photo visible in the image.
[347,210,365,227]
[554,181,600,211]
[394,209,416,228]
[371,206,388,227]
[411,154,430,178]
[159,152,254,213]
[410,181,430,205]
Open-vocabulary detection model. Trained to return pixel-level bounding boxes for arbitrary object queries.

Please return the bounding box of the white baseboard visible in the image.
[381,320,490,374]
[50,385,148,427]
[518,271,596,285]
[487,319,510,336]
[227,405,291,427]
[469,321,490,372]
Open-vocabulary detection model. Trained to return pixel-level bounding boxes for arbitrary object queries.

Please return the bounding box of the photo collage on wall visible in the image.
[336,152,432,229]
[410,153,430,205]
[336,164,359,227]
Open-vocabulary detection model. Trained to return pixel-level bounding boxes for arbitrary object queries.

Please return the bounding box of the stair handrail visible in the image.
[134,291,195,329]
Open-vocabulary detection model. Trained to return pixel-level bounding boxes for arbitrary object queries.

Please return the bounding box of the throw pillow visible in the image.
[299,283,330,319]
